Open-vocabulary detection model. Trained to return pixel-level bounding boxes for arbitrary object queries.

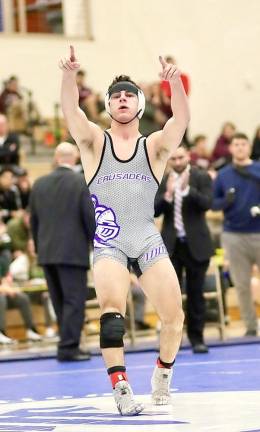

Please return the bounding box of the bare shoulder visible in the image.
[67,106,104,153]
[148,117,187,159]
[76,123,105,183]
[77,121,104,156]
[145,131,171,182]
[146,130,170,162]
[147,130,161,145]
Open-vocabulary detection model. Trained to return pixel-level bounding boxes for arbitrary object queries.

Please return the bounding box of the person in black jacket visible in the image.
[0,167,22,223]
[155,144,213,353]
[251,126,260,161]
[30,142,95,361]
[0,114,20,166]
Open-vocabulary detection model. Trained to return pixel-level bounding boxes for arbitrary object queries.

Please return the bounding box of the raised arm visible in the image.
[150,56,190,157]
[59,46,102,149]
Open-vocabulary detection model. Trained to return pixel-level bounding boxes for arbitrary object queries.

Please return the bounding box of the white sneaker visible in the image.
[44,327,56,338]
[26,329,42,342]
[151,365,173,405]
[113,380,144,416]
[0,331,15,345]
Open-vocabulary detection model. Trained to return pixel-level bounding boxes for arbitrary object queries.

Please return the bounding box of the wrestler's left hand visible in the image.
[58,45,80,73]
[159,55,181,83]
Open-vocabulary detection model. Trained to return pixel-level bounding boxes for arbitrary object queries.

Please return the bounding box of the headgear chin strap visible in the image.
[105,81,145,124]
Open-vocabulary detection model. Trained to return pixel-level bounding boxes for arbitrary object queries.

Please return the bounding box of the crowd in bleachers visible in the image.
[0,62,259,347]
[0,77,55,343]
[1,69,259,166]
[0,160,56,344]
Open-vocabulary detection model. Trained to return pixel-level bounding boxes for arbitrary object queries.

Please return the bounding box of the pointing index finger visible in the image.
[159,55,167,68]
[70,45,76,62]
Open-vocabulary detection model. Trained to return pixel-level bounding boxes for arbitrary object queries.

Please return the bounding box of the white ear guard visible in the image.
[104,92,111,115]
[136,89,145,119]
[105,81,145,120]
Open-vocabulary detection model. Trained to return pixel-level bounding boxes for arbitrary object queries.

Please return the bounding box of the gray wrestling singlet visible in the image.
[88,131,168,274]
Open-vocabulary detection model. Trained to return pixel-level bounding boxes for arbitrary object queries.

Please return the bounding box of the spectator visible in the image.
[0,76,26,133]
[76,70,100,123]
[190,135,211,170]
[0,114,20,166]
[155,144,213,353]
[7,210,30,252]
[0,76,22,115]
[148,81,170,130]
[9,251,30,283]
[0,280,41,344]
[13,167,31,209]
[8,247,57,339]
[29,142,95,361]
[211,122,236,169]
[212,132,260,336]
[0,167,23,223]
[138,83,160,136]
[0,219,12,279]
[251,125,260,161]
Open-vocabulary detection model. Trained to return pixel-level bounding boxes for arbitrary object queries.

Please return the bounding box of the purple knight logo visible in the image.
[91,194,120,248]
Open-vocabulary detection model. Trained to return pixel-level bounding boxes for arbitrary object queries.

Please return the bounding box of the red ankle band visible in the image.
[109,371,128,388]
[157,357,175,369]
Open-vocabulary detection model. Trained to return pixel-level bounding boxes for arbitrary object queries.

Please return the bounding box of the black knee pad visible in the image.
[100,312,125,348]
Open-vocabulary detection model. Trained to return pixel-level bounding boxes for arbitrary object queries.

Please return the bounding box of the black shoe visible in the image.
[244,329,257,337]
[57,349,91,362]
[192,343,209,354]
[135,321,152,330]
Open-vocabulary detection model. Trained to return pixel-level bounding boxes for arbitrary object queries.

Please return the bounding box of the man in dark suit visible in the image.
[155,144,213,353]
[0,114,20,166]
[30,142,95,361]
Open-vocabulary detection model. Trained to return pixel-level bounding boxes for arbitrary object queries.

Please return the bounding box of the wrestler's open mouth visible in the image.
[119,106,128,110]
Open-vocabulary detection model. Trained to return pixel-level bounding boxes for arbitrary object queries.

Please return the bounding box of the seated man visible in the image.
[0,167,23,223]
[9,247,57,339]
[0,279,42,344]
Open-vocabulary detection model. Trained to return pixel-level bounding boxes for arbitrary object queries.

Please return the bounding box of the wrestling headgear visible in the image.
[105,81,145,124]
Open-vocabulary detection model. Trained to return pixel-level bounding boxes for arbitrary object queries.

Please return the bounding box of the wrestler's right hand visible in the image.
[58,45,80,72]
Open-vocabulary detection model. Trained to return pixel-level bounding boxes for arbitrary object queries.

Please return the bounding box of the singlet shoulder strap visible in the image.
[143,137,159,186]
[87,133,107,186]
[105,131,143,163]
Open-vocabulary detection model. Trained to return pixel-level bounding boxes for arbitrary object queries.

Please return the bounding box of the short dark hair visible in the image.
[193,134,206,146]
[230,132,249,143]
[0,166,14,176]
[165,55,175,63]
[107,75,139,94]
[76,70,85,77]
[8,75,18,82]
[179,142,190,152]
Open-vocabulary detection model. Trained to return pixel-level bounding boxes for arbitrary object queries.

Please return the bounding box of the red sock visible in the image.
[157,357,175,369]
[107,366,128,389]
